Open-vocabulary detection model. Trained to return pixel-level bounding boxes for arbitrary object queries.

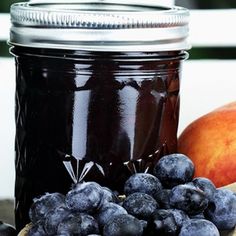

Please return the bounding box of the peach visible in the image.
[178,101,236,187]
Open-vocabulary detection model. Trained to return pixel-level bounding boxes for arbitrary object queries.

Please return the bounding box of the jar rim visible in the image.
[9,0,190,52]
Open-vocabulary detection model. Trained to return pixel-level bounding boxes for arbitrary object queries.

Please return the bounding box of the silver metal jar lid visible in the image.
[9,0,190,51]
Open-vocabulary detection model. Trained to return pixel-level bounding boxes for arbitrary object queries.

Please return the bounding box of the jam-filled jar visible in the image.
[9,0,189,231]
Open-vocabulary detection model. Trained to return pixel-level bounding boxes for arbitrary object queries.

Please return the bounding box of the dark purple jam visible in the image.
[11,47,186,231]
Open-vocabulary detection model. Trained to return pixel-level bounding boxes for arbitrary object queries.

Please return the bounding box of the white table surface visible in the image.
[1,58,236,198]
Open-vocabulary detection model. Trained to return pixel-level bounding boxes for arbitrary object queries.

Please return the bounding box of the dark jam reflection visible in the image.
[12,48,185,231]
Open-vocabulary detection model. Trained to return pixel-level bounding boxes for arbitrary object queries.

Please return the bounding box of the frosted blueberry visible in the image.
[99,187,118,207]
[179,219,220,236]
[96,202,127,227]
[0,221,16,236]
[66,182,104,213]
[29,192,65,223]
[204,189,236,230]
[192,177,216,199]
[152,209,189,235]
[123,192,158,220]
[153,153,194,188]
[57,213,82,235]
[139,220,148,231]
[72,181,102,192]
[152,209,178,235]
[28,223,47,236]
[169,184,208,215]
[124,173,162,200]
[168,209,190,228]
[79,213,99,235]
[158,189,171,209]
[103,214,143,236]
[44,205,71,235]
[190,213,205,220]
[87,235,101,236]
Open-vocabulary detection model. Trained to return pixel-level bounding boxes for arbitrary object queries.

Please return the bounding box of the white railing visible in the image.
[1,9,236,198]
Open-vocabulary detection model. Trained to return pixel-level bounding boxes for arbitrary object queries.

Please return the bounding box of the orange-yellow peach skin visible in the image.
[178,101,236,187]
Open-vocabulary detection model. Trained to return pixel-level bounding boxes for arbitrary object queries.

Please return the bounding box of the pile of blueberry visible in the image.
[27,153,236,236]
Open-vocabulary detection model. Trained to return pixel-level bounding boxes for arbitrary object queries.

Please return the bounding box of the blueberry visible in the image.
[124,173,162,200]
[192,177,216,199]
[44,205,71,235]
[100,187,118,206]
[168,209,189,228]
[72,181,102,192]
[179,219,220,236]
[0,221,17,236]
[153,153,194,188]
[190,213,205,219]
[29,192,65,223]
[28,223,47,236]
[151,209,189,235]
[152,209,179,235]
[123,192,158,220]
[87,235,101,236]
[103,214,143,236]
[158,189,171,209]
[139,219,148,230]
[204,189,236,230]
[65,181,104,213]
[57,213,82,235]
[169,184,208,215]
[80,213,99,235]
[96,202,128,227]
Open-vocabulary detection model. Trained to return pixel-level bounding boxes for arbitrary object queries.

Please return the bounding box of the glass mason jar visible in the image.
[9,0,189,231]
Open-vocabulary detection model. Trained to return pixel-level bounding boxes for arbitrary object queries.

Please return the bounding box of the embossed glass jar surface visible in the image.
[9,0,189,231]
